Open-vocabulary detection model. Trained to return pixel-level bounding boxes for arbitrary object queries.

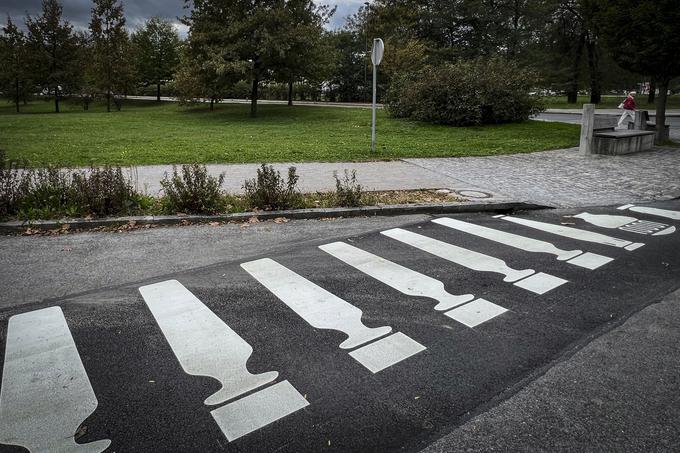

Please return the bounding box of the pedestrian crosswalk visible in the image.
[1,205,678,451]
[0,307,111,453]
[381,227,567,295]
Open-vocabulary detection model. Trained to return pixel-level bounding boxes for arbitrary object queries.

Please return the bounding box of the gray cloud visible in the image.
[1,0,360,35]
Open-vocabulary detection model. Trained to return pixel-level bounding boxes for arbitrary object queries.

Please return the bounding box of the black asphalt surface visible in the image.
[1,201,679,452]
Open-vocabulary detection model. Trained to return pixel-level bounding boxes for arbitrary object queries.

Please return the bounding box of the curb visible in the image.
[0,201,549,233]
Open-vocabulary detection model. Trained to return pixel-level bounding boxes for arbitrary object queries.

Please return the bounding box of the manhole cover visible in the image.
[456,190,492,199]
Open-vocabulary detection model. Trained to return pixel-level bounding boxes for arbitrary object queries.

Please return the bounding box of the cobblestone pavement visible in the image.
[406,147,680,208]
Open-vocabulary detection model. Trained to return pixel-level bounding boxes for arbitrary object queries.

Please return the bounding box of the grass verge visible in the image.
[0,99,579,166]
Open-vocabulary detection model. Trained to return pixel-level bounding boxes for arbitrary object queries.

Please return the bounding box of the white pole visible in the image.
[371,63,377,152]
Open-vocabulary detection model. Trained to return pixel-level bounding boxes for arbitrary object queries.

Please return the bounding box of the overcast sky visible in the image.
[1,0,363,35]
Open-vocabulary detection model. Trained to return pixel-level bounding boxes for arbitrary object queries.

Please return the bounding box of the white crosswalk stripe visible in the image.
[432,217,613,270]
[319,241,507,327]
[0,307,111,453]
[496,215,645,251]
[139,280,279,406]
[139,280,308,442]
[572,212,675,236]
[241,258,426,372]
[319,241,474,311]
[618,204,680,221]
[381,228,567,295]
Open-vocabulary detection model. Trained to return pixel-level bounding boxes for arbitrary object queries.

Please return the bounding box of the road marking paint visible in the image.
[433,217,613,270]
[381,228,535,283]
[381,228,566,294]
[618,204,680,221]
[0,307,111,453]
[573,212,674,236]
[499,215,644,250]
[433,217,582,261]
[513,272,568,295]
[139,280,278,406]
[348,332,426,374]
[566,252,614,270]
[210,380,309,442]
[319,241,474,311]
[444,299,508,328]
[653,226,676,236]
[241,258,392,350]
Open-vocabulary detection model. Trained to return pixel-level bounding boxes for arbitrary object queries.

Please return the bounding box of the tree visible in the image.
[89,0,130,112]
[131,17,181,102]
[0,17,31,112]
[271,1,335,106]
[326,30,368,102]
[597,0,680,143]
[183,0,331,117]
[26,0,80,113]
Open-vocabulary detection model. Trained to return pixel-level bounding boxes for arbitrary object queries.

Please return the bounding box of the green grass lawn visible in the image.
[0,99,580,167]
[542,94,680,110]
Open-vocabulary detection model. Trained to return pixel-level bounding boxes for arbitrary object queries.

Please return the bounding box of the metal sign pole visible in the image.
[371,65,377,152]
[370,38,384,153]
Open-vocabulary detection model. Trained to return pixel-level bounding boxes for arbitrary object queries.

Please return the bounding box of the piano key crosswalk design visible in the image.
[432,217,613,270]
[381,228,568,295]
[139,280,309,442]
[0,307,111,453]
[572,212,675,236]
[618,204,680,221]
[496,215,646,251]
[1,205,677,451]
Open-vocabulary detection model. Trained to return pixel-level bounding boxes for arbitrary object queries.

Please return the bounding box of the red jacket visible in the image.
[623,96,636,110]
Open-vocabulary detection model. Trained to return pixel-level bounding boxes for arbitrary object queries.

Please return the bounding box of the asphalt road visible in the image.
[1,202,679,452]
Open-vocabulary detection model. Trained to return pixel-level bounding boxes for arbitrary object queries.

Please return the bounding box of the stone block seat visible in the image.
[593,129,656,155]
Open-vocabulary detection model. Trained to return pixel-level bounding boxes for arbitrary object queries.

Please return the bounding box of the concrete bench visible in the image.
[592,129,655,155]
[579,104,655,155]
[627,110,670,141]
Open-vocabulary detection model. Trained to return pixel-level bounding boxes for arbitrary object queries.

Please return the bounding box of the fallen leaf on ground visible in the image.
[273,217,289,224]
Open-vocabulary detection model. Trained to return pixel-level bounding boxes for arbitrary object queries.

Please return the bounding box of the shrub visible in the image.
[0,150,30,218]
[334,169,363,207]
[0,151,143,220]
[385,57,544,126]
[243,164,302,210]
[70,166,138,217]
[160,164,226,214]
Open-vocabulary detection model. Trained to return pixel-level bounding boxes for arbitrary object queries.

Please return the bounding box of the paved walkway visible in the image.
[132,146,680,208]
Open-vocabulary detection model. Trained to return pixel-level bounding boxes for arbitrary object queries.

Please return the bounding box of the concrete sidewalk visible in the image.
[131,146,680,208]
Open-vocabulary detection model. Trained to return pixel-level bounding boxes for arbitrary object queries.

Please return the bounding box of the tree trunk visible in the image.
[648,79,656,104]
[655,78,669,145]
[567,34,585,104]
[288,81,294,106]
[157,82,161,102]
[210,97,214,111]
[54,86,60,113]
[586,38,601,104]
[107,88,111,113]
[14,78,20,113]
[84,97,89,111]
[250,76,259,117]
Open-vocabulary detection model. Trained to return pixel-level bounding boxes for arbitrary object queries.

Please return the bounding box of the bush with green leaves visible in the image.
[0,150,143,220]
[334,169,363,207]
[386,57,544,126]
[243,164,302,210]
[0,150,30,218]
[160,164,226,215]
